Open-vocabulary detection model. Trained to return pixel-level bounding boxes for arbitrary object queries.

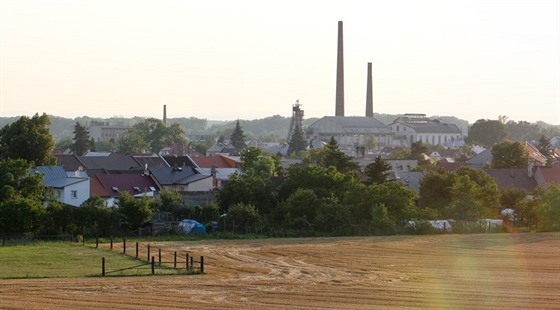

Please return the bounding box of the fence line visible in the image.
[95,237,205,276]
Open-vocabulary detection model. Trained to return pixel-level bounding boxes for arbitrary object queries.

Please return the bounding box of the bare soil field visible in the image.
[0,233,558,309]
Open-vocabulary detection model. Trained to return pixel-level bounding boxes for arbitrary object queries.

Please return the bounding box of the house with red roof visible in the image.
[190,154,241,169]
[533,162,560,188]
[90,174,159,207]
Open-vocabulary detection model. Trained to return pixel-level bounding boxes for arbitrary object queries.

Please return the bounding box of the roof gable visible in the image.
[35,166,88,188]
[191,155,238,168]
[483,169,537,192]
[92,174,159,197]
[79,153,142,171]
[149,166,201,185]
[55,154,86,172]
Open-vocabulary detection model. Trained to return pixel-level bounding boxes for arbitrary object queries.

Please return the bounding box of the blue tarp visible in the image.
[179,219,206,234]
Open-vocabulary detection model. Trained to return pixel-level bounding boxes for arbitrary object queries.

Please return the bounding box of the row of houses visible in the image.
[36,152,242,207]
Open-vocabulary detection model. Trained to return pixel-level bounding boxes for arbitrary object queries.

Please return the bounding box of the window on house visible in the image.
[396,125,400,132]
[71,190,78,199]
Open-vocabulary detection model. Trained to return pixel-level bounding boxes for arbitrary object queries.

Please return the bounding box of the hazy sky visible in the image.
[1,0,559,125]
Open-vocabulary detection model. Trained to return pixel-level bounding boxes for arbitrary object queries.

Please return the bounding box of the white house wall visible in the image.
[186,177,213,192]
[60,180,90,207]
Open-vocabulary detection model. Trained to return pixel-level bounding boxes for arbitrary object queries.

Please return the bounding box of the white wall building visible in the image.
[388,114,463,147]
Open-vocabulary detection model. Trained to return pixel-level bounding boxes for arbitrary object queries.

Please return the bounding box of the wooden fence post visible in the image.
[95,236,99,249]
[190,256,194,270]
[158,248,162,266]
[102,257,105,276]
[110,237,113,250]
[123,239,126,254]
[151,256,155,275]
[147,244,150,261]
[135,242,139,258]
[174,252,177,269]
[186,253,189,270]
[200,256,204,273]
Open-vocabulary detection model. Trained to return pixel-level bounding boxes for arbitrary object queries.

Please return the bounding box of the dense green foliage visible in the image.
[117,118,187,153]
[364,156,392,184]
[466,119,507,147]
[229,120,247,151]
[491,141,529,168]
[1,113,559,238]
[0,113,56,165]
[287,124,307,155]
[71,122,92,156]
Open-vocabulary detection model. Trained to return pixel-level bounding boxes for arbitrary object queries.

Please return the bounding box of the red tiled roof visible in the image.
[191,155,239,168]
[91,174,159,197]
[535,163,560,186]
[437,161,469,172]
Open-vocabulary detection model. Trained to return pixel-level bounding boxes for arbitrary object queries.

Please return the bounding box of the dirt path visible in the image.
[0,233,558,309]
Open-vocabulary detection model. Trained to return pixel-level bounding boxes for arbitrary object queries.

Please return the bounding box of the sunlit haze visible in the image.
[1,0,558,124]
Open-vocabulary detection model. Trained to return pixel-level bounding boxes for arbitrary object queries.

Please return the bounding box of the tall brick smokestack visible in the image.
[365,62,373,117]
[163,104,167,126]
[335,21,344,116]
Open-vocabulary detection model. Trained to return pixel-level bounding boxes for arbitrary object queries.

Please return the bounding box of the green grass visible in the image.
[0,242,179,279]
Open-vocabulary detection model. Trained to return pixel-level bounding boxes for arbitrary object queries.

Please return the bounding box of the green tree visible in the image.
[118,118,187,153]
[364,156,392,184]
[230,120,247,151]
[278,165,356,202]
[116,192,153,232]
[151,189,185,220]
[534,184,560,231]
[536,135,554,166]
[43,201,77,235]
[455,166,500,213]
[217,173,276,215]
[418,170,456,216]
[491,141,529,168]
[448,175,489,221]
[0,197,46,234]
[77,196,120,237]
[283,188,321,229]
[55,137,74,151]
[410,141,432,167]
[95,140,117,152]
[196,202,221,224]
[313,198,353,235]
[287,124,306,155]
[227,202,260,233]
[466,119,507,147]
[506,120,542,142]
[0,159,45,201]
[0,113,56,165]
[306,137,359,174]
[500,187,527,210]
[72,122,92,156]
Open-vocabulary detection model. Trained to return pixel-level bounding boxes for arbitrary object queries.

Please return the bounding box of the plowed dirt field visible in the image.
[1,233,559,309]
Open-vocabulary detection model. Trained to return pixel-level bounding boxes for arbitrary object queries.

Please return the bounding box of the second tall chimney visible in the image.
[335,21,344,116]
[365,62,373,117]
[163,104,167,126]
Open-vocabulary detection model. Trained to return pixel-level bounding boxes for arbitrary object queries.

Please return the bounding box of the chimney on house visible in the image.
[365,62,373,117]
[335,21,344,116]
[163,105,167,126]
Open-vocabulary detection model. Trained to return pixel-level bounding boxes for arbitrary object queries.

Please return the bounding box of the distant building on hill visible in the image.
[388,114,463,147]
[88,121,130,142]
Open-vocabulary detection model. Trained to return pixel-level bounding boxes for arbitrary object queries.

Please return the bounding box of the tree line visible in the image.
[1,114,559,238]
